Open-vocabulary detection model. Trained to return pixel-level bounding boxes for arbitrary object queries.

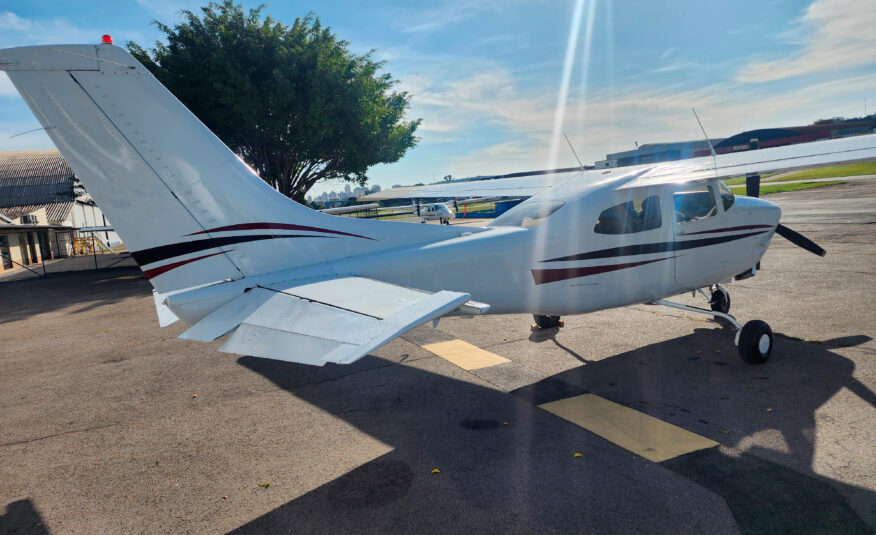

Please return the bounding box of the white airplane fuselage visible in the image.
[345,183,780,315]
[168,177,780,323]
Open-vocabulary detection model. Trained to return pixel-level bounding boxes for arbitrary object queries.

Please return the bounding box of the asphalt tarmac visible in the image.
[1,181,874,534]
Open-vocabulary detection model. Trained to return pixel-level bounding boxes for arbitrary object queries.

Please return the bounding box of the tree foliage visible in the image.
[128,1,420,202]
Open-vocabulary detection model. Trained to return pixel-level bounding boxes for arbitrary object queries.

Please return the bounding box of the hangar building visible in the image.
[713,120,876,154]
[596,119,876,169]
[0,150,120,275]
[595,139,722,169]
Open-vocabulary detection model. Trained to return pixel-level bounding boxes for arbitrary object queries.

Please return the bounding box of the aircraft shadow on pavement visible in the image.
[0,499,51,535]
[0,266,148,325]
[233,327,876,534]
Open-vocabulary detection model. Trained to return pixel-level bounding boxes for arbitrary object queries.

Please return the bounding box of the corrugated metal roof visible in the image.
[0,202,74,222]
[0,150,76,208]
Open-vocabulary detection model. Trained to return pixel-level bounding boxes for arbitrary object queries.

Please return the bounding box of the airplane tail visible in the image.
[0,43,460,293]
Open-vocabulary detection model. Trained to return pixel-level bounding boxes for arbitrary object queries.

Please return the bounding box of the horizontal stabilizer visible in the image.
[179,277,486,365]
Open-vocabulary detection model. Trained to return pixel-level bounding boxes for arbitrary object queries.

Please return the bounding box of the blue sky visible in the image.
[1,0,875,196]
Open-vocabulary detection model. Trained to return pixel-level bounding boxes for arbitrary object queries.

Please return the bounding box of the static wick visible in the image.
[10,126,54,139]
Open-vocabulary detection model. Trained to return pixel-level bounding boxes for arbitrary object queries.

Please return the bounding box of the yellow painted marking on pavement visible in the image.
[421,339,510,371]
[539,394,718,463]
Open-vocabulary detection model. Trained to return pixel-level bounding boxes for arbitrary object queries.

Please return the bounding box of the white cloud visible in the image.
[736,0,876,83]
[400,1,490,35]
[133,0,219,23]
[0,11,145,49]
[0,11,30,31]
[648,60,698,74]
[402,61,876,178]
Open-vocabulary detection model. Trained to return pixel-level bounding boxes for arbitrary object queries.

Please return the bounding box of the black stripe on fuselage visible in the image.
[541,231,769,263]
[131,234,331,266]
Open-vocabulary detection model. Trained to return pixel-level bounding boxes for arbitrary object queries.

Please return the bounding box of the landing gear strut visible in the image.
[650,288,773,364]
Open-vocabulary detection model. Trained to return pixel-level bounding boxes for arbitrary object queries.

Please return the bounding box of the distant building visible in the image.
[596,119,876,169]
[712,120,876,154]
[595,139,722,169]
[0,150,121,275]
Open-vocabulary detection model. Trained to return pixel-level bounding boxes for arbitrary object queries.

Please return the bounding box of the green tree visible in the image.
[128,1,420,202]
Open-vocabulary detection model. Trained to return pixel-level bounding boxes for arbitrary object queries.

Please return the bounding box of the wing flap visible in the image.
[180,277,484,365]
[219,324,354,366]
[267,276,431,319]
[179,289,271,342]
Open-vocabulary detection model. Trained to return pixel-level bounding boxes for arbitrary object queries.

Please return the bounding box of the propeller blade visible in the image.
[746,173,761,197]
[775,224,826,256]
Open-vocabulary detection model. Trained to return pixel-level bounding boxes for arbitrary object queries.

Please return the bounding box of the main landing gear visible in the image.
[650,285,773,364]
[532,314,563,329]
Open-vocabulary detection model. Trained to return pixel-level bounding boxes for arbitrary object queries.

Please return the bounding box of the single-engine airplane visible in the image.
[3,41,875,366]
[418,202,455,225]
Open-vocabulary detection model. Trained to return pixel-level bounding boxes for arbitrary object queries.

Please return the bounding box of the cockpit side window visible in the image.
[718,181,735,212]
[489,200,566,228]
[674,184,717,223]
[594,195,662,234]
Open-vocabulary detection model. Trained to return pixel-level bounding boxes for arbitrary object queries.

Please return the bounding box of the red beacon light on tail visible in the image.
[101,35,113,45]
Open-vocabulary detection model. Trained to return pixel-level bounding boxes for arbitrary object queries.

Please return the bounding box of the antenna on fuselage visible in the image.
[691,108,718,176]
[563,132,585,170]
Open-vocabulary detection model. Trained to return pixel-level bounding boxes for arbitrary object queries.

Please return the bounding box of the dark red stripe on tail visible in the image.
[143,251,226,279]
[531,257,673,285]
[188,222,372,240]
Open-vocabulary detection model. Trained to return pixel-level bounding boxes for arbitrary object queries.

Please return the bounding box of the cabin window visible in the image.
[490,200,566,228]
[593,195,662,234]
[718,181,735,211]
[674,184,717,223]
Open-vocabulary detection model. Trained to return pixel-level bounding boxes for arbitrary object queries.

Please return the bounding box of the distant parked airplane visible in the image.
[418,203,454,225]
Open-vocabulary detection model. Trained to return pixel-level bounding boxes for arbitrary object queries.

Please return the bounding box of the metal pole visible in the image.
[91,233,98,272]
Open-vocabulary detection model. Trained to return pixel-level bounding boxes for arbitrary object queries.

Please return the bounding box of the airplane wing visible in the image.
[363,134,876,199]
[621,134,876,189]
[361,171,589,200]
[177,277,489,366]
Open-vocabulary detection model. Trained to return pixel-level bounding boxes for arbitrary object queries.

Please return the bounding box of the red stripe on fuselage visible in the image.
[188,222,372,240]
[143,251,226,279]
[531,257,673,285]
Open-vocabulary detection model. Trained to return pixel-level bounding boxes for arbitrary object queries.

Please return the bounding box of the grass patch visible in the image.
[460,202,496,212]
[723,172,779,186]
[723,160,876,185]
[730,181,845,195]
[772,161,876,181]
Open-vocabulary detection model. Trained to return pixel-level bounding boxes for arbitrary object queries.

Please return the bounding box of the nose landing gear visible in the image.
[650,287,773,364]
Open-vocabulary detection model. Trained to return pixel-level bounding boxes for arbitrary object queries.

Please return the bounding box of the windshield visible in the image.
[718,181,735,211]
[489,200,566,228]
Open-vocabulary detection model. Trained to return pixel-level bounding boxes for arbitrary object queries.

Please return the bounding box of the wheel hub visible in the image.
[758,333,771,354]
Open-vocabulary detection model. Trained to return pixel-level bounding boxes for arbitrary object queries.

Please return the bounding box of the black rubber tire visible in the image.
[710,288,731,314]
[533,315,562,329]
[738,320,773,364]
